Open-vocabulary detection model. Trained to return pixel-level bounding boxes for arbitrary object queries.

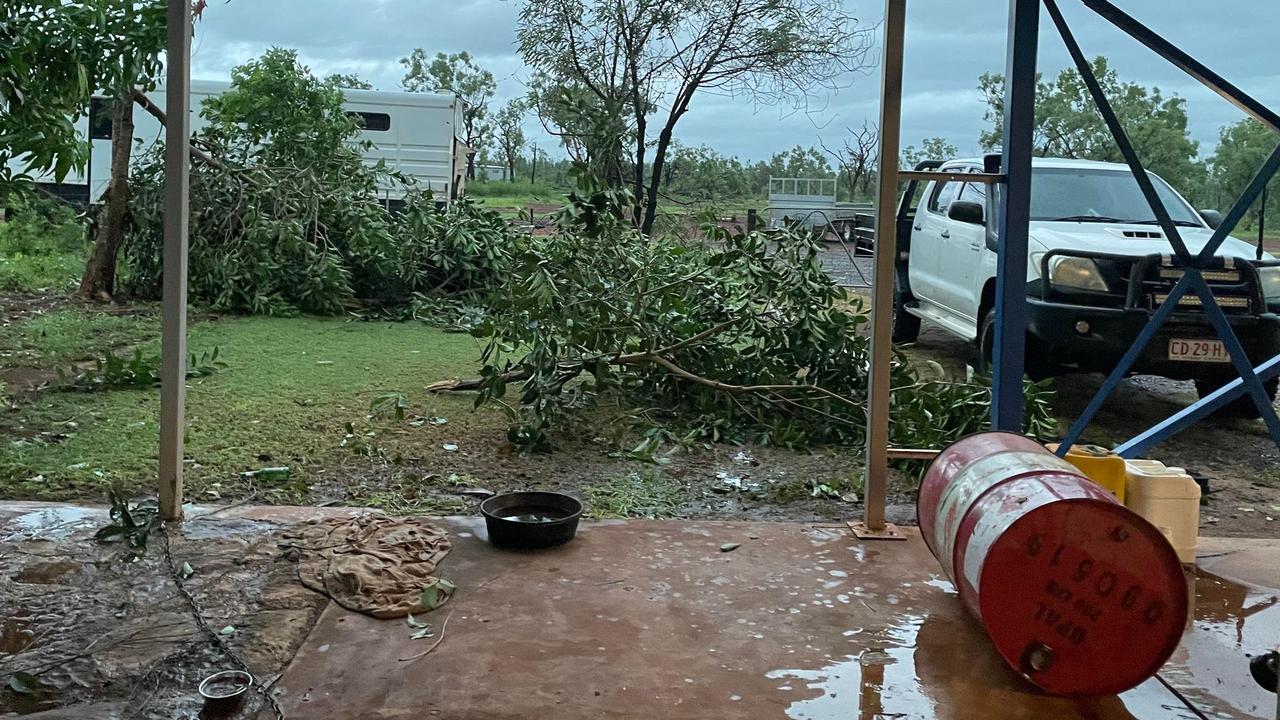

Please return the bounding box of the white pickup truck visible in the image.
[893,156,1280,415]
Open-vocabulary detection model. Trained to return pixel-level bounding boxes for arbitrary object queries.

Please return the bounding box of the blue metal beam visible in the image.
[1055,273,1194,455]
[1117,353,1280,458]
[1081,0,1280,135]
[991,0,1040,432]
[1041,0,1280,459]
[1043,0,1191,261]
[1186,273,1280,439]
[1196,143,1280,265]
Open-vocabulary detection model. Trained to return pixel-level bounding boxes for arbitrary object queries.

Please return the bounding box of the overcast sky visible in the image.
[188,0,1279,163]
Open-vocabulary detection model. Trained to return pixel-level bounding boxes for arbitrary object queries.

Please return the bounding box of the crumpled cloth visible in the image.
[282,514,451,619]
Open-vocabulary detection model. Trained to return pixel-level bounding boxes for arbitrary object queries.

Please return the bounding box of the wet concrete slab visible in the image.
[0,502,1272,719]
[269,518,1279,720]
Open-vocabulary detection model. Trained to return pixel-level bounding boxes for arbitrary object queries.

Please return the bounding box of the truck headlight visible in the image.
[1049,257,1108,292]
[1258,266,1280,300]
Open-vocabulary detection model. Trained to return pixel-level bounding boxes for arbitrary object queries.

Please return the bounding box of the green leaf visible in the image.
[8,671,48,695]
[419,578,457,611]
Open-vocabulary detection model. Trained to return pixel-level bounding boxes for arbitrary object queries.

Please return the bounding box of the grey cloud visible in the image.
[187,0,1278,162]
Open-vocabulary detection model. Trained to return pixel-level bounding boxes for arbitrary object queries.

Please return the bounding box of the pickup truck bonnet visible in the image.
[1027,222,1271,262]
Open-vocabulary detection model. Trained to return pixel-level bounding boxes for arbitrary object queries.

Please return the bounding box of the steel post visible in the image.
[990,0,1039,431]
[159,0,191,522]
[863,0,906,532]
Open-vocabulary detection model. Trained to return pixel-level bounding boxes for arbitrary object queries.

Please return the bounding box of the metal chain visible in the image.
[160,525,286,719]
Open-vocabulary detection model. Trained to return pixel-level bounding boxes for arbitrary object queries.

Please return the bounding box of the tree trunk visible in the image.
[79,97,134,301]
[641,122,677,236]
[631,116,647,228]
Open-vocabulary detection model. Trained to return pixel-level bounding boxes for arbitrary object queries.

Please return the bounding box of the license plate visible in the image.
[1168,339,1230,363]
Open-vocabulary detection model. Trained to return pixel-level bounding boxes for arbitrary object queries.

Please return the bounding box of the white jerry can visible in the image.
[1123,459,1201,564]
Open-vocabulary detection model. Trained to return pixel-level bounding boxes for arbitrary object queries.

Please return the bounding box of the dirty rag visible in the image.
[282,514,451,619]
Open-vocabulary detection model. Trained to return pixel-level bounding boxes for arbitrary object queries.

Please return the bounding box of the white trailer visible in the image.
[14,80,471,207]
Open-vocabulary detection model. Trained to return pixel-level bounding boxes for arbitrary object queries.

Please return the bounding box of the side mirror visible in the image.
[948,200,985,225]
[1199,209,1223,229]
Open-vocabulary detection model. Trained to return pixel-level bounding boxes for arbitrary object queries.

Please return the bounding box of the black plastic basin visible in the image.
[480,491,583,549]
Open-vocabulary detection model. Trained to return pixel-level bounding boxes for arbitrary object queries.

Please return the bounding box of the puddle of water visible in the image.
[1162,568,1280,718]
[1,506,104,541]
[763,565,1278,719]
[766,616,937,720]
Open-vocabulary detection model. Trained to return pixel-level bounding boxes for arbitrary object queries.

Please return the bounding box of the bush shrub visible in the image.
[121,50,514,315]
[0,194,87,292]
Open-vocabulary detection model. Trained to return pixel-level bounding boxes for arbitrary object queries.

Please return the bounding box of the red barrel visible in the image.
[918,432,1188,697]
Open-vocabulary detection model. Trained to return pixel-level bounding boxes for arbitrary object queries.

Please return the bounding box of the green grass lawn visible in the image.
[2,314,493,500]
[0,250,85,293]
[0,306,158,367]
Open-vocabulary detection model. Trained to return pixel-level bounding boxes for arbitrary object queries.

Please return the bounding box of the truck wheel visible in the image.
[892,272,920,344]
[977,308,1051,381]
[1194,375,1279,419]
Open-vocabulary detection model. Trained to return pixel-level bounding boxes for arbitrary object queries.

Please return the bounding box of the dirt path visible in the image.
[906,324,1280,537]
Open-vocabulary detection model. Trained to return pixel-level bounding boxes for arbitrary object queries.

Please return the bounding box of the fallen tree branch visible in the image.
[131,89,222,169]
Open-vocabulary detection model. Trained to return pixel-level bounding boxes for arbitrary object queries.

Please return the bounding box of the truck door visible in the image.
[936,180,987,322]
[908,179,960,307]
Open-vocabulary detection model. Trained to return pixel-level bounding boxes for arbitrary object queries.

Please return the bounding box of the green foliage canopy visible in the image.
[978,57,1204,190]
[1209,118,1280,228]
[0,0,165,196]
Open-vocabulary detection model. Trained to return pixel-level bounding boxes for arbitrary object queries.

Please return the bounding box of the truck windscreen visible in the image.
[1029,167,1202,226]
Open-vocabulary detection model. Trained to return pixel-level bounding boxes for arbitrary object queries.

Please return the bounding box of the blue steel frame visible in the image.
[1002,0,1280,457]
[990,0,1040,431]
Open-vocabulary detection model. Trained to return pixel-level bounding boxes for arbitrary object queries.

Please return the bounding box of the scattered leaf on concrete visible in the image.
[720,543,741,553]
[179,562,194,580]
[840,492,859,504]
[406,613,430,629]
[420,578,457,611]
[218,625,236,636]
[410,627,435,640]
[8,672,48,695]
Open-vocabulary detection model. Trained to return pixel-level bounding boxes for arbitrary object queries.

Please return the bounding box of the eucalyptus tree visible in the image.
[400,50,495,179]
[517,0,874,234]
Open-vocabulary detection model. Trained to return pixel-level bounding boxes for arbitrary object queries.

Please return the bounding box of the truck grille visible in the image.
[1143,263,1258,314]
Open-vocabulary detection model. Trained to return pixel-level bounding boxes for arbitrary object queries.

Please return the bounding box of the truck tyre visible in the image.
[892,271,920,344]
[1194,374,1279,419]
[977,308,1050,381]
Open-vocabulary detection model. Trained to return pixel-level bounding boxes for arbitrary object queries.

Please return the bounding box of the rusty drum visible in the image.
[918,432,1188,697]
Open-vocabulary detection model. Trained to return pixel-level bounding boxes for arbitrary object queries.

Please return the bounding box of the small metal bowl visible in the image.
[198,669,253,715]
[480,491,583,549]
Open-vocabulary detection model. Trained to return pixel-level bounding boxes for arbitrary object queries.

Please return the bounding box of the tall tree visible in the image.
[399,50,495,179]
[493,99,527,181]
[823,122,878,201]
[1,2,165,243]
[978,56,1203,190]
[77,1,168,301]
[517,0,873,235]
[1210,118,1280,229]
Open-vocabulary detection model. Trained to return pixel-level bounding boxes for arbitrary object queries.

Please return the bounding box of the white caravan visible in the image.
[14,80,471,207]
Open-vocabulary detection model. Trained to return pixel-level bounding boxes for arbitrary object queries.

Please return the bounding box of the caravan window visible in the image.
[89,97,112,140]
[348,111,391,132]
